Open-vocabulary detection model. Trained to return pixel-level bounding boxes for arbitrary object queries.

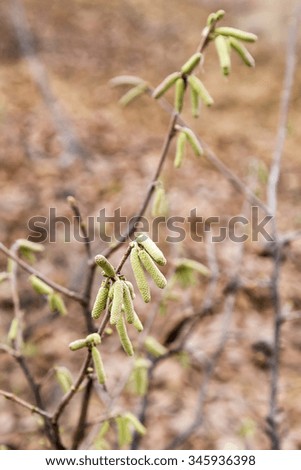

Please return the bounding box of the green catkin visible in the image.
[214,27,257,43]
[7,318,19,343]
[115,416,131,448]
[18,239,44,253]
[132,311,144,332]
[132,358,150,395]
[55,367,73,394]
[110,75,145,87]
[110,280,124,325]
[181,52,202,74]
[122,282,135,324]
[119,83,148,107]
[187,75,214,107]
[130,246,151,303]
[116,315,134,356]
[174,131,187,168]
[95,255,116,278]
[98,420,110,439]
[124,281,135,299]
[174,77,185,113]
[229,37,255,67]
[152,71,181,99]
[136,234,167,266]
[176,258,210,276]
[48,293,67,316]
[91,346,106,384]
[180,127,203,157]
[108,284,114,300]
[190,85,200,118]
[215,35,231,76]
[29,275,54,296]
[152,185,167,217]
[85,333,101,347]
[138,249,167,289]
[91,281,109,320]
[124,412,146,435]
[144,336,168,358]
[69,338,87,351]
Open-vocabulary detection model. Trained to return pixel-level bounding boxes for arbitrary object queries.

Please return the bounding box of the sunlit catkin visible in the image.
[180,127,204,157]
[124,281,135,299]
[174,131,187,168]
[115,416,131,448]
[187,75,214,107]
[29,275,54,296]
[174,77,185,113]
[110,280,124,325]
[144,336,168,358]
[95,255,116,278]
[214,34,231,76]
[130,246,151,303]
[181,52,202,74]
[91,281,109,320]
[119,83,148,107]
[214,27,257,43]
[138,249,167,289]
[189,85,200,118]
[229,37,255,67]
[133,311,144,332]
[91,346,106,384]
[152,184,168,217]
[152,71,181,99]
[123,282,135,324]
[48,293,67,316]
[116,315,134,356]
[136,234,167,266]
[69,338,87,351]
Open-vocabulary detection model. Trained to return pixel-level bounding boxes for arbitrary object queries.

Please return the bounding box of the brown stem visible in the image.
[0,242,86,305]
[71,376,94,449]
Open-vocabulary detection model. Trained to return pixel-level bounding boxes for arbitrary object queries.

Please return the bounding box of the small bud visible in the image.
[85,333,101,347]
[214,27,257,43]
[123,282,135,324]
[95,255,116,278]
[144,336,167,358]
[130,246,151,303]
[187,75,214,107]
[29,275,54,296]
[116,315,134,356]
[229,37,255,67]
[91,281,110,320]
[110,280,124,325]
[152,71,181,99]
[133,312,144,332]
[115,416,131,448]
[91,346,106,384]
[119,83,148,107]
[174,131,187,168]
[55,367,73,394]
[7,318,19,343]
[136,233,167,266]
[48,293,67,316]
[138,249,167,289]
[180,127,203,157]
[69,338,87,351]
[181,52,202,75]
[215,34,231,76]
[124,412,146,435]
[174,77,185,113]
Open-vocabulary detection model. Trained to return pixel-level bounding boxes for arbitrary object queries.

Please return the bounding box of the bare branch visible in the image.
[0,389,52,419]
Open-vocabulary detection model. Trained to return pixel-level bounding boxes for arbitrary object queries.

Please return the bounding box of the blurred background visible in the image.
[0,0,301,450]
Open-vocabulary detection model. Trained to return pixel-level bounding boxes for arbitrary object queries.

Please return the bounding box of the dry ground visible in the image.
[0,0,301,450]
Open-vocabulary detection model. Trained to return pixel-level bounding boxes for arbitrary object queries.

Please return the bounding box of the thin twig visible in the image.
[0,389,52,419]
[266,2,301,450]
[71,376,94,450]
[0,242,86,304]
